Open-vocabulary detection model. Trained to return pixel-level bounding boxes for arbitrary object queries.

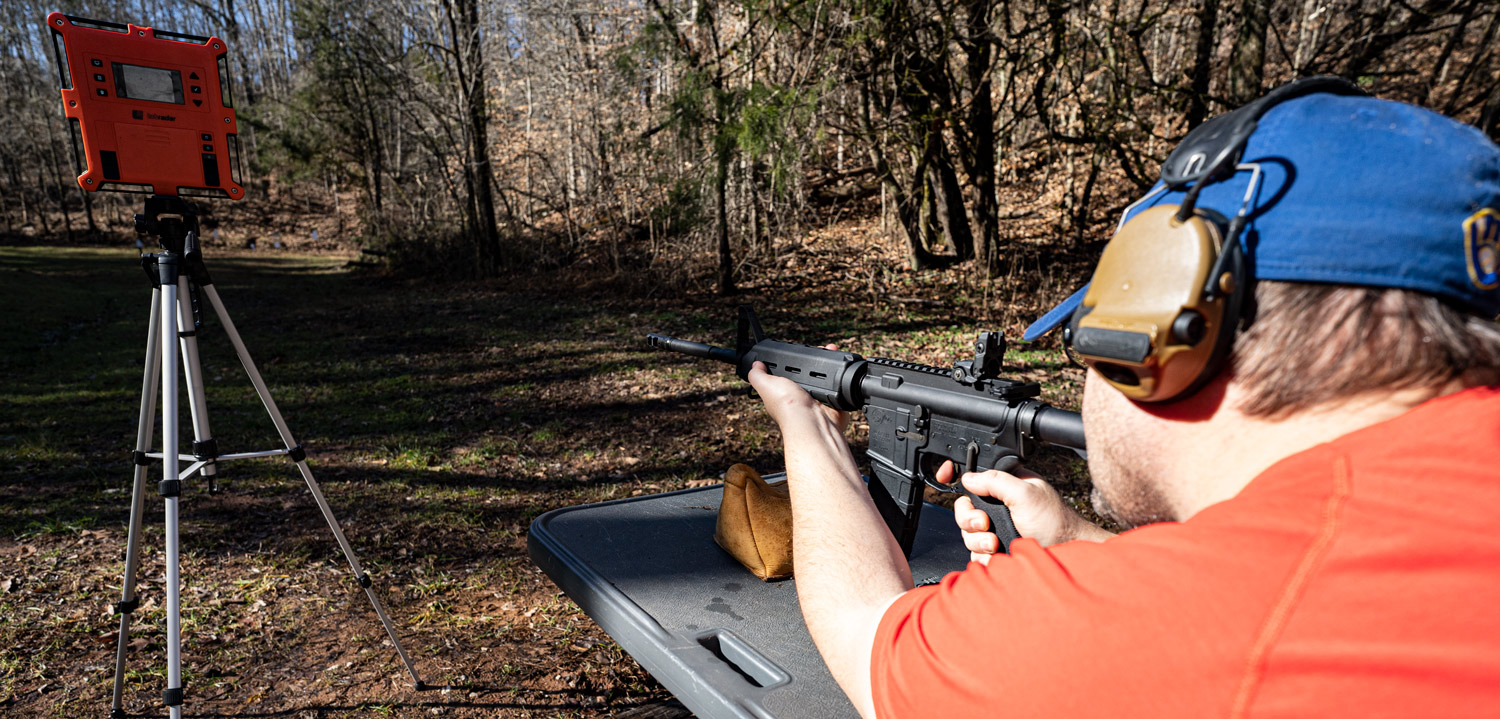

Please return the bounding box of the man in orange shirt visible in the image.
[747,79,1500,718]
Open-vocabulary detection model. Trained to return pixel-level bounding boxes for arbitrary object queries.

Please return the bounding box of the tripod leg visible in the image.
[159,259,186,719]
[174,276,218,488]
[110,289,163,719]
[199,284,425,688]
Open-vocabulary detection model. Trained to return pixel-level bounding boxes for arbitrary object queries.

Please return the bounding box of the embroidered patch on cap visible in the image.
[1466,208,1500,290]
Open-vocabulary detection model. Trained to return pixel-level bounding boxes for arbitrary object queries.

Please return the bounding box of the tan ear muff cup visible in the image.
[1068,205,1245,403]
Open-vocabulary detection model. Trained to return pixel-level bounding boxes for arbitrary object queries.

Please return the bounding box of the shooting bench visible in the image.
[527,475,971,719]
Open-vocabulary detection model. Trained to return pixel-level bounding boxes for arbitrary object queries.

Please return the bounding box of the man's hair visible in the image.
[1231,281,1500,419]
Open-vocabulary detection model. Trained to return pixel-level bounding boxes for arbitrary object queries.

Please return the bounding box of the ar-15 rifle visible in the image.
[647,306,1087,557]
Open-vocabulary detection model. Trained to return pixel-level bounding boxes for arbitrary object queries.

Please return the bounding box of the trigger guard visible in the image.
[918,453,1024,494]
[917,454,958,495]
[918,459,958,494]
[922,474,957,494]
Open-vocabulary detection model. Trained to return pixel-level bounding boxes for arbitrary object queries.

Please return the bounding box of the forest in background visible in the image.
[3,0,1499,293]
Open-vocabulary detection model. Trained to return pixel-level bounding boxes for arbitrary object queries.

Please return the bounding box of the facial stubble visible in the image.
[1083,374,1178,530]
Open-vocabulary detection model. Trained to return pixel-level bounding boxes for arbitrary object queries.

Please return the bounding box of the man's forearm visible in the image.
[780,411,911,719]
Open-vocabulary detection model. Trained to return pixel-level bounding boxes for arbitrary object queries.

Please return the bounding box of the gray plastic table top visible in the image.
[527,475,972,719]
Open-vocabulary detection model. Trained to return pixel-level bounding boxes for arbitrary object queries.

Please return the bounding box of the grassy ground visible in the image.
[0,239,1090,716]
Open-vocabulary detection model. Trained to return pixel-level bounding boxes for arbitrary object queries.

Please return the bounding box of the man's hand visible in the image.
[745,348,849,433]
[935,462,1113,563]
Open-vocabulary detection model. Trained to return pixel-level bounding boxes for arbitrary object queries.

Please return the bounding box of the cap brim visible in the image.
[1022,283,1089,342]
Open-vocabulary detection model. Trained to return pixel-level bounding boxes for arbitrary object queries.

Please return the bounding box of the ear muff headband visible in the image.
[1068,76,1367,402]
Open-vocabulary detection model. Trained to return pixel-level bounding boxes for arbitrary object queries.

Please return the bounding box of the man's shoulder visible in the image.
[1090,385,1500,587]
[1314,383,1500,457]
[1234,384,1500,538]
[1208,384,1500,521]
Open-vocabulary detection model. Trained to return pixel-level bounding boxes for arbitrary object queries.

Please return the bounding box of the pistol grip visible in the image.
[959,488,1021,553]
[958,453,1022,553]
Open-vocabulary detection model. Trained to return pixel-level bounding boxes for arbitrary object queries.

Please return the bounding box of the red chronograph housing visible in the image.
[47,12,244,199]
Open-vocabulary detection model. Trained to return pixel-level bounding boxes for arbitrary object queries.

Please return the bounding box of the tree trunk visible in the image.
[1227,0,1269,106]
[35,164,53,237]
[716,149,734,295]
[930,156,973,260]
[43,120,74,242]
[745,160,762,258]
[858,82,939,270]
[1073,150,1102,244]
[1480,79,1500,140]
[366,148,384,212]
[960,0,998,271]
[8,153,30,227]
[907,129,944,270]
[450,0,501,276]
[1186,0,1221,129]
[920,165,939,254]
[79,189,97,238]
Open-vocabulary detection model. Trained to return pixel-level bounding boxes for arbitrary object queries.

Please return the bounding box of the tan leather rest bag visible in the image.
[714,464,793,580]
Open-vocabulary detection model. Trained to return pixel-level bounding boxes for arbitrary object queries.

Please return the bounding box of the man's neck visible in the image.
[1167,382,1469,520]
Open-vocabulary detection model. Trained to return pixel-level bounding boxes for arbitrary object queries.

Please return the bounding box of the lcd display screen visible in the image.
[112,63,183,104]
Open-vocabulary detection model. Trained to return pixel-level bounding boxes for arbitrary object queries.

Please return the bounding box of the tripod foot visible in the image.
[110,709,128,719]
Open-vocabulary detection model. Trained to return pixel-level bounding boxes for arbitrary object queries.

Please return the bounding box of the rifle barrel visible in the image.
[1033,406,1086,452]
[647,334,738,364]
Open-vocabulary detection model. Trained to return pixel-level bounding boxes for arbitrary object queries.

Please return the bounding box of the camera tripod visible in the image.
[108,196,425,719]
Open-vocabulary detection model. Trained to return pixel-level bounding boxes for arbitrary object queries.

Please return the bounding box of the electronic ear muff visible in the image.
[1066,204,1243,401]
[1065,76,1367,402]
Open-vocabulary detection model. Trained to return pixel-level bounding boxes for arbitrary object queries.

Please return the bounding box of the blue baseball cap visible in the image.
[1024,92,1500,342]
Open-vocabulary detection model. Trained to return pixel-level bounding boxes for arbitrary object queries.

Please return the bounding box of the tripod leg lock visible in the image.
[114,597,140,615]
[141,254,162,288]
[159,479,183,498]
[133,450,154,466]
[162,687,183,707]
[357,573,372,588]
[287,445,307,463]
[183,250,214,286]
[193,439,219,461]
